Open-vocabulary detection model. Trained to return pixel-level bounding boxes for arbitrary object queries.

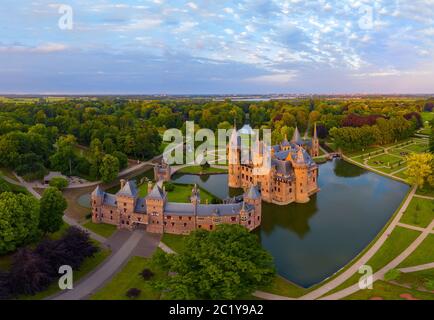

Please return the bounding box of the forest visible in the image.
[0,96,431,181]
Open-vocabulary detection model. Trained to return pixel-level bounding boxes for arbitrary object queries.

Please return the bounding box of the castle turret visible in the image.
[243,185,262,229]
[292,148,310,203]
[116,180,138,229]
[291,126,303,146]
[91,185,104,223]
[146,183,167,233]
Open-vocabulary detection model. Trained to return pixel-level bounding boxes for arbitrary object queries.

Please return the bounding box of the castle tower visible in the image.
[146,183,167,233]
[91,185,104,223]
[243,185,262,229]
[228,120,242,188]
[116,180,138,229]
[311,123,320,157]
[291,148,310,203]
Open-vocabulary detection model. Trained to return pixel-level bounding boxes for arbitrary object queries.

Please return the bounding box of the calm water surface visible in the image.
[172,159,409,287]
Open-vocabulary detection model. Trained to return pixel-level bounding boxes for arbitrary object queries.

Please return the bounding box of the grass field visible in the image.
[395,268,434,291]
[260,276,307,298]
[91,252,165,300]
[399,197,434,228]
[398,234,434,268]
[161,233,187,253]
[83,221,118,238]
[366,153,402,168]
[345,280,434,300]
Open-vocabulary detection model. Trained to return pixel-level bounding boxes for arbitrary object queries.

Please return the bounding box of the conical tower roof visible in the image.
[291,127,303,145]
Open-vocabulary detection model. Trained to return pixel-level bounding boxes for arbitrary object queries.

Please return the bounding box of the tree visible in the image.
[49,177,69,190]
[39,187,67,234]
[99,155,119,183]
[0,192,40,254]
[8,248,53,296]
[112,151,128,170]
[405,153,434,187]
[152,224,275,299]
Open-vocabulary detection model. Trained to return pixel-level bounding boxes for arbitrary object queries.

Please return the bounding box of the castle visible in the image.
[228,123,320,205]
[91,121,320,234]
[91,179,261,235]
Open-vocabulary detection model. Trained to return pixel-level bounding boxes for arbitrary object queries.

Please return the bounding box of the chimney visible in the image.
[120,179,126,189]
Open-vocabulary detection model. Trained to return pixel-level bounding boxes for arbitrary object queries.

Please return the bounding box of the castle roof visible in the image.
[134,198,147,213]
[92,185,104,197]
[103,193,117,206]
[291,127,303,145]
[164,202,244,217]
[117,180,138,197]
[147,183,165,200]
[246,185,261,199]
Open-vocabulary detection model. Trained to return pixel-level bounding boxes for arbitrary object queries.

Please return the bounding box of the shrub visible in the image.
[425,279,434,291]
[126,288,141,299]
[140,268,155,281]
[49,177,69,190]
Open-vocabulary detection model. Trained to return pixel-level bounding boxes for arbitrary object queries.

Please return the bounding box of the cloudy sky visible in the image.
[1,0,434,94]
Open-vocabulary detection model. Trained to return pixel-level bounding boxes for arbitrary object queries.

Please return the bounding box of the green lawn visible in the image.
[324,226,421,296]
[366,153,403,168]
[398,234,434,268]
[421,112,434,123]
[139,183,217,203]
[395,268,434,291]
[260,276,307,298]
[177,166,227,175]
[161,233,187,253]
[21,242,111,300]
[91,253,166,300]
[345,280,434,300]
[400,143,428,153]
[400,197,434,228]
[416,186,434,198]
[83,221,118,238]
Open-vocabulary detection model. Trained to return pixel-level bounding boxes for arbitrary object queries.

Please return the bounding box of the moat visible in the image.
[172,159,409,288]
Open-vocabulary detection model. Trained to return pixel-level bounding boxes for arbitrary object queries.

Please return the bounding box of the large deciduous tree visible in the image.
[405,153,434,187]
[39,187,67,234]
[153,224,275,299]
[99,154,120,183]
[0,192,40,254]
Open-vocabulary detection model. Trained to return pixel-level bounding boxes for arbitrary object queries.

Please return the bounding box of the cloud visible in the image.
[244,72,297,85]
[0,43,68,53]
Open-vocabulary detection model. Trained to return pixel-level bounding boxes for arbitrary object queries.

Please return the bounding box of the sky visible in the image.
[0,0,434,94]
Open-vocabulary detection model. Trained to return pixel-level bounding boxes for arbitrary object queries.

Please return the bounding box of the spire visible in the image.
[313,122,318,140]
[291,126,302,145]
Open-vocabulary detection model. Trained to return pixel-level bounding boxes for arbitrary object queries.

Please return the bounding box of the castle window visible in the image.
[110,210,113,214]
[188,216,192,221]
[121,220,124,224]
[115,201,117,205]
[290,188,292,193]
[157,221,159,224]
[138,217,141,221]
[171,222,175,227]
[126,221,129,225]
[124,203,127,206]
[93,200,96,204]
[184,223,187,227]
[209,225,213,230]
[167,216,171,220]
[128,215,131,219]
[124,208,127,213]
[231,217,236,222]
[248,221,251,225]
[164,221,167,225]
[179,216,182,220]
[110,216,113,220]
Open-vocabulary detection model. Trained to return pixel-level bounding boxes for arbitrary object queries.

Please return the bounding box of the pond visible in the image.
[172,159,409,288]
